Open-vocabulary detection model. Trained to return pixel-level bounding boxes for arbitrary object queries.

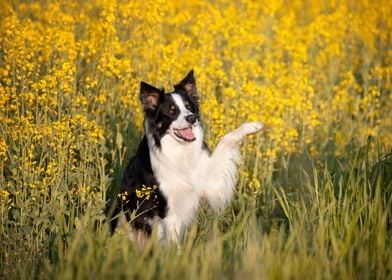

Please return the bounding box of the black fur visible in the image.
[109,136,167,235]
[108,70,200,236]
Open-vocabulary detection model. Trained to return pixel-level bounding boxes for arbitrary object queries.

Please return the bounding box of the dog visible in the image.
[109,70,263,248]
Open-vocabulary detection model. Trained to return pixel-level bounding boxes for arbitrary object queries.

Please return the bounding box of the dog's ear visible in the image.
[174,70,197,101]
[140,82,164,112]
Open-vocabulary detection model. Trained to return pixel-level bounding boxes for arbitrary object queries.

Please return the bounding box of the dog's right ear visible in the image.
[174,70,197,100]
[140,82,164,112]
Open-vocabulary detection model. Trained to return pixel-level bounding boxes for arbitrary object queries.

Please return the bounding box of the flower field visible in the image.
[0,0,391,279]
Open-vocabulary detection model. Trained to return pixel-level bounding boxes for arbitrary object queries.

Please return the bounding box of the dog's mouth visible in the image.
[173,127,196,142]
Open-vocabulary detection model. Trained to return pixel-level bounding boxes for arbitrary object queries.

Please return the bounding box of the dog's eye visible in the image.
[184,101,191,111]
[168,105,177,116]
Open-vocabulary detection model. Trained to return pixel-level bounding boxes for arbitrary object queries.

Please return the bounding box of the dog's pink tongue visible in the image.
[178,128,195,140]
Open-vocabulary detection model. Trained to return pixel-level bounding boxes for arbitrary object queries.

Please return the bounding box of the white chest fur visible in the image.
[151,128,205,192]
[148,129,207,242]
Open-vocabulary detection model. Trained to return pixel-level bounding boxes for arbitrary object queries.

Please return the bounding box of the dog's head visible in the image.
[140,70,201,146]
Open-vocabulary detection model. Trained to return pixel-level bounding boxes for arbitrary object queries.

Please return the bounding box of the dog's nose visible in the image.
[185,114,197,124]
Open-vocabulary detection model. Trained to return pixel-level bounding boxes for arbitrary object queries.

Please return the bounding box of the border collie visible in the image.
[109,70,262,248]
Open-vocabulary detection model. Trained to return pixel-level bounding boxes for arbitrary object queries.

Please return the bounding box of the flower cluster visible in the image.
[135,185,158,201]
[0,0,391,213]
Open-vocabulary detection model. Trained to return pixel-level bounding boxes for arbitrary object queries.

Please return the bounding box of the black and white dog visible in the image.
[110,70,262,247]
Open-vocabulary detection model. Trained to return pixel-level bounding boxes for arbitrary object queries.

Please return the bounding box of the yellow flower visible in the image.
[0,0,390,195]
[135,185,158,200]
[118,191,129,201]
[0,137,7,158]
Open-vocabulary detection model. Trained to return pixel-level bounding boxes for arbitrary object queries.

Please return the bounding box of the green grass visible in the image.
[1,0,391,278]
[1,138,391,280]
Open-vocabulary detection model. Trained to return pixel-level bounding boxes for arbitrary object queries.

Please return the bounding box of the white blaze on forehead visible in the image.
[170,94,196,141]
[171,93,189,115]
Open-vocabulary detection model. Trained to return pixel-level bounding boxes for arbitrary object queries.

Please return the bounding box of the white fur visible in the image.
[171,94,194,131]
[147,94,263,245]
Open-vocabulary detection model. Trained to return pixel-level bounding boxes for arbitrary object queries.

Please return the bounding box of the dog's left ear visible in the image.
[140,82,164,112]
[174,70,198,101]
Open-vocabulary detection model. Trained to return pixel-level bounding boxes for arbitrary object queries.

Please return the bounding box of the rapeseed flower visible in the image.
[0,0,390,206]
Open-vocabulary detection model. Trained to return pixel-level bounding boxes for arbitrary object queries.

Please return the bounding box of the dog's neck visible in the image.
[145,123,205,187]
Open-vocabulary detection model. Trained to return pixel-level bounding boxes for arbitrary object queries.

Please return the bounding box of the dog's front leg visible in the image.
[202,122,263,211]
[157,216,184,249]
[219,122,264,146]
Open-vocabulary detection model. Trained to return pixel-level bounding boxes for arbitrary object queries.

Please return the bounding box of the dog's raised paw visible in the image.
[239,122,263,136]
